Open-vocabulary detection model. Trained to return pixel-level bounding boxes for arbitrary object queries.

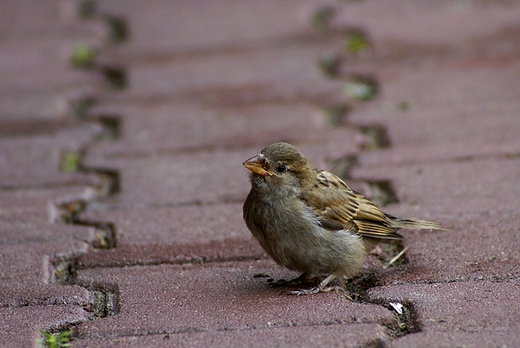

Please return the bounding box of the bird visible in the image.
[242,142,445,295]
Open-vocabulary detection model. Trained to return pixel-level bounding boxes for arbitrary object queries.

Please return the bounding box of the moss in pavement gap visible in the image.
[323,103,351,127]
[77,0,97,18]
[70,43,97,69]
[343,78,378,101]
[318,52,342,78]
[37,330,72,348]
[68,96,97,119]
[102,66,127,90]
[106,15,128,42]
[312,6,336,31]
[345,30,370,54]
[60,150,83,173]
[359,123,391,150]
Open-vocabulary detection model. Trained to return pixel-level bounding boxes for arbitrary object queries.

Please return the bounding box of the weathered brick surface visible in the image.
[75,261,395,341]
[2,0,520,347]
[0,130,103,189]
[77,203,265,269]
[369,281,520,348]
[86,101,362,158]
[0,306,88,347]
[73,323,388,348]
[0,192,94,308]
[349,62,520,163]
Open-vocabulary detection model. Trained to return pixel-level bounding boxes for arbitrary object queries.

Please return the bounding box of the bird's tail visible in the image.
[387,215,447,231]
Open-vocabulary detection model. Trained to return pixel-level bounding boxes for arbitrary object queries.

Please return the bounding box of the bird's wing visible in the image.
[300,170,403,240]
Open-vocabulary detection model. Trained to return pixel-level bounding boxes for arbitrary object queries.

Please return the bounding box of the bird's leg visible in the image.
[284,274,344,296]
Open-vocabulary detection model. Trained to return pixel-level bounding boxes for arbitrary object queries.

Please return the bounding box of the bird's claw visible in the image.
[281,288,320,296]
[282,285,345,296]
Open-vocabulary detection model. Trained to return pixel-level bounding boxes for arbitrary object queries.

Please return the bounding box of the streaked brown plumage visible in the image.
[243,142,445,295]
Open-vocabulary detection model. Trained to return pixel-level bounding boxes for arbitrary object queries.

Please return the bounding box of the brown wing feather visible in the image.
[301,169,402,240]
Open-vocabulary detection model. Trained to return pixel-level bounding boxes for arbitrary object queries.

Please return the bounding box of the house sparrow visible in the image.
[243,142,445,295]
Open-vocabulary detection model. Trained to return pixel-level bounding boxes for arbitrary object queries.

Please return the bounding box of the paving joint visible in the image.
[289,28,408,297]
[75,246,266,270]
[45,253,120,322]
[44,10,408,343]
[33,2,128,337]
[3,1,516,346]
[73,315,389,342]
[336,273,417,339]
[359,150,520,169]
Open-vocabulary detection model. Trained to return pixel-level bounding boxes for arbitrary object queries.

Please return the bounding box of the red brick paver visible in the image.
[1,1,519,347]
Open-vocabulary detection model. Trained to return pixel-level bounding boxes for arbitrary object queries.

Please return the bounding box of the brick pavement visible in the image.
[1,1,519,347]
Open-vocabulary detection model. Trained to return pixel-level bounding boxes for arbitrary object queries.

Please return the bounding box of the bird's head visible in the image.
[243,142,314,194]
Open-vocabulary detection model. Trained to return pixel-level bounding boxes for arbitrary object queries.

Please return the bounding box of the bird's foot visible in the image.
[283,287,320,296]
[320,285,345,293]
[281,274,342,296]
[283,285,345,296]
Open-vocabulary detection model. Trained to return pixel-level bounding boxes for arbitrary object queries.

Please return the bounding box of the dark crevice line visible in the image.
[81,198,246,215]
[314,19,421,340]
[74,255,267,272]
[73,316,390,341]
[360,151,520,169]
[41,1,128,338]
[341,273,421,338]
[0,182,96,191]
[48,150,122,321]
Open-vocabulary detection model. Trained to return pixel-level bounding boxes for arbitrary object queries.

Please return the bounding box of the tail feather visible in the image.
[386,215,447,231]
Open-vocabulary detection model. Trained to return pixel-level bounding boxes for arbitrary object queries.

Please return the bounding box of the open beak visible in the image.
[243,154,273,177]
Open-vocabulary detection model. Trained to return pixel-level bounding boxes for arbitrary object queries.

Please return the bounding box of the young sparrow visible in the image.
[243,142,445,295]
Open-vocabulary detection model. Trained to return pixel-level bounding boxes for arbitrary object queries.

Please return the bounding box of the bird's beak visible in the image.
[243,154,273,177]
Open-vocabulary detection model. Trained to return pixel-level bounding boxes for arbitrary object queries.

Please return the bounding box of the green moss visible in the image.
[345,31,369,54]
[70,43,97,69]
[37,330,72,348]
[60,150,82,173]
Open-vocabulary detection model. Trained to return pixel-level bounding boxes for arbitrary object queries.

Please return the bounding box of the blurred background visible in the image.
[2,0,519,201]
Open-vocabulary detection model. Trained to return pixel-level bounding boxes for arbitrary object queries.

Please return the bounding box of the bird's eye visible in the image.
[276,164,287,173]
